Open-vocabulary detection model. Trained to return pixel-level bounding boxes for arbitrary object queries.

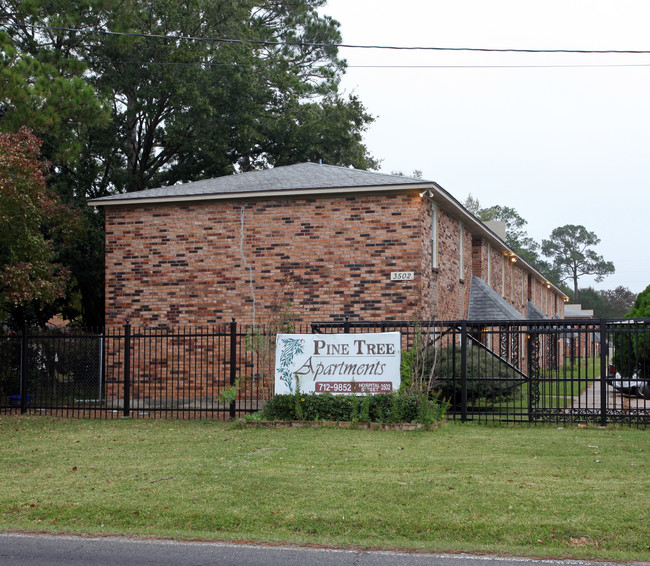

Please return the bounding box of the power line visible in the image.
[116,61,650,69]
[4,22,650,55]
[348,63,650,69]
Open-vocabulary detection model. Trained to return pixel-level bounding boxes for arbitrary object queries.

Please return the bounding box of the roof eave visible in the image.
[88,182,435,208]
[90,177,568,301]
[429,184,568,301]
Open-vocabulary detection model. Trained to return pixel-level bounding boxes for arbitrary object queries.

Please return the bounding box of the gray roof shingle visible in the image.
[89,162,429,205]
[526,300,549,320]
[468,276,525,321]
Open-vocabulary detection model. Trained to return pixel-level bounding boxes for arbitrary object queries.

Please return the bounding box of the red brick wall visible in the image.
[468,237,566,319]
[104,192,442,327]
[528,277,563,318]
[431,210,473,319]
[104,191,565,328]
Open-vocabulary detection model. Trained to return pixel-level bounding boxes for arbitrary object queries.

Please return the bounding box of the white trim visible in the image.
[458,220,464,277]
[431,202,438,269]
[91,175,569,301]
[487,243,492,285]
[88,183,435,208]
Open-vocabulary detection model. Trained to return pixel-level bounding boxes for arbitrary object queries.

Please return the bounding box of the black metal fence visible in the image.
[0,321,267,420]
[1,319,649,425]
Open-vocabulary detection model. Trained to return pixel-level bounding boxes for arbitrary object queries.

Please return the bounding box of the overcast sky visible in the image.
[322,0,650,295]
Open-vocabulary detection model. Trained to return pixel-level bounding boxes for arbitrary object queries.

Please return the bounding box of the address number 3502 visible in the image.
[390,271,414,281]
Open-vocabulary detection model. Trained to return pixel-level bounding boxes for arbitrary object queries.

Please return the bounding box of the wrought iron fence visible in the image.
[1,319,649,425]
[311,318,650,426]
[0,321,268,420]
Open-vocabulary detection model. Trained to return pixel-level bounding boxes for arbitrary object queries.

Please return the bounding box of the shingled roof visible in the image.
[468,276,525,321]
[89,162,569,305]
[89,162,430,206]
[526,300,549,320]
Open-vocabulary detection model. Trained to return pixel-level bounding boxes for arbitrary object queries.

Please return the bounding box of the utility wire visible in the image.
[4,22,650,55]
[116,61,650,69]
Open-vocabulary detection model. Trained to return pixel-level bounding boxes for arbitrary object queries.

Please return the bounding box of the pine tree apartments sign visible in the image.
[275,332,401,395]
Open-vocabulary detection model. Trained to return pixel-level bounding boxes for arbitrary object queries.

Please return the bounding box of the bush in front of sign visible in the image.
[259,393,297,420]
[258,391,447,424]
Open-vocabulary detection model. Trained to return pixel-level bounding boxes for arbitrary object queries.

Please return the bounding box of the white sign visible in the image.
[275,332,401,395]
[390,271,414,281]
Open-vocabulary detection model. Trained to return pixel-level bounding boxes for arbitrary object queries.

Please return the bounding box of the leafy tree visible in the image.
[391,169,423,179]
[610,285,650,379]
[541,225,614,301]
[3,0,376,195]
[464,193,481,216]
[601,286,638,318]
[463,195,556,281]
[0,28,109,169]
[564,286,636,318]
[564,287,605,315]
[0,127,79,327]
[1,0,378,326]
[626,284,650,318]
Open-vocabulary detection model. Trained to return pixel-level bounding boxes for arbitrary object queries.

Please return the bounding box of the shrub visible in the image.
[301,393,355,421]
[612,285,650,377]
[259,391,447,424]
[260,394,296,420]
[416,343,521,406]
[399,325,439,396]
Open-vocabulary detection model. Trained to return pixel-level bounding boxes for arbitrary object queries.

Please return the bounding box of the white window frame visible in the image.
[487,243,492,285]
[431,202,438,269]
[458,220,464,279]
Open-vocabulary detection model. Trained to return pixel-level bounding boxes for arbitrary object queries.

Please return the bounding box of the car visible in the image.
[606,365,649,399]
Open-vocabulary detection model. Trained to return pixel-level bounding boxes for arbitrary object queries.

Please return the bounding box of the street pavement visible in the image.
[0,533,645,566]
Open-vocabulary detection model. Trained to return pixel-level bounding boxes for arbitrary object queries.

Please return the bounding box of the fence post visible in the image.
[123,321,131,417]
[99,333,104,405]
[229,318,237,419]
[599,319,608,427]
[460,321,468,422]
[20,322,28,414]
[344,316,350,334]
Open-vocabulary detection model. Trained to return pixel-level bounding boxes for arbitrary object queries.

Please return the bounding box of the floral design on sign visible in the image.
[276,337,304,392]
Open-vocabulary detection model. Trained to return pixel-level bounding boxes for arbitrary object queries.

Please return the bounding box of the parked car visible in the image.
[606,365,649,399]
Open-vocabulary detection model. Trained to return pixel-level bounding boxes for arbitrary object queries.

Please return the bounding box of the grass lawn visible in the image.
[0,415,648,562]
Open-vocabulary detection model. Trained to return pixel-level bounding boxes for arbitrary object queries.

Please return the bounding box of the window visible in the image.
[487,243,491,284]
[458,220,464,279]
[431,202,438,269]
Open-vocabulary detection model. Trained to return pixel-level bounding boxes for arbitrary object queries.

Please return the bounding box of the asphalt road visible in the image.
[0,533,643,566]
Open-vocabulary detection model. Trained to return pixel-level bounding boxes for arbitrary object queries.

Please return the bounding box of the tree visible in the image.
[1,0,378,326]
[0,29,109,169]
[463,195,557,281]
[626,284,650,318]
[0,127,79,327]
[541,225,614,301]
[2,0,376,195]
[391,169,423,179]
[564,286,636,318]
[611,285,650,378]
[601,286,637,318]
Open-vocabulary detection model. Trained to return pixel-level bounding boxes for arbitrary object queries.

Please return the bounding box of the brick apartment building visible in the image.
[90,162,567,329]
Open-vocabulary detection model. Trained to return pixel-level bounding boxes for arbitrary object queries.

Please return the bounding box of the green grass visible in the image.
[0,416,648,562]
[472,359,599,413]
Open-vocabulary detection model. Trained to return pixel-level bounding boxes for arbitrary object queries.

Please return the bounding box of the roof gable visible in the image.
[526,300,549,320]
[468,276,525,321]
